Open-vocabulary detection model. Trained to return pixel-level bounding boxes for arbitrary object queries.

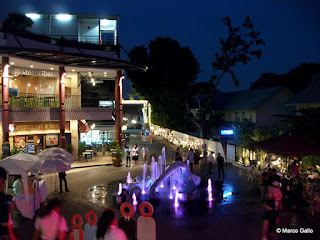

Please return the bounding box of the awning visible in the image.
[252,135,320,156]
[0,47,146,72]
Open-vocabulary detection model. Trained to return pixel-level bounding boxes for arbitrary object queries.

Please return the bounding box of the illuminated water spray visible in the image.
[118,183,122,195]
[174,190,179,207]
[132,193,138,205]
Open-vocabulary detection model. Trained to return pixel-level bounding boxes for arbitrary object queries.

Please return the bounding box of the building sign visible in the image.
[10,66,58,78]
[221,129,234,135]
[12,122,70,132]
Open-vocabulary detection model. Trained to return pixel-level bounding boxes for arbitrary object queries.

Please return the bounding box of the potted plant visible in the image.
[111,141,124,167]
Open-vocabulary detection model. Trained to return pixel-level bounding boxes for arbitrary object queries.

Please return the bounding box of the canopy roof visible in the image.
[252,135,320,156]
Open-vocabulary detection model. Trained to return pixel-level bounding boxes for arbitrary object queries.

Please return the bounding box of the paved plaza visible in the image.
[16,137,320,240]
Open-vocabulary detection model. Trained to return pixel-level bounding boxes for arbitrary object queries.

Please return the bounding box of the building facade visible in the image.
[0,14,144,159]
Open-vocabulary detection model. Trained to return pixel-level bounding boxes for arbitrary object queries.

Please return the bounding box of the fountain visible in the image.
[207,179,212,192]
[174,190,179,207]
[142,164,147,194]
[116,147,201,204]
[132,193,138,205]
[127,172,132,184]
[118,183,122,195]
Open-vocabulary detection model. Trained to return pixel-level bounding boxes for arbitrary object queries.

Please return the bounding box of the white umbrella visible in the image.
[37,159,70,174]
[39,153,74,165]
[38,147,73,162]
[0,153,40,175]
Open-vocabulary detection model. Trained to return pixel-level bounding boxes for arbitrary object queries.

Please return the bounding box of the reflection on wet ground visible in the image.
[88,179,237,220]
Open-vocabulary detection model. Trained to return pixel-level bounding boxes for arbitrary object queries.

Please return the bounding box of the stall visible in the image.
[252,135,320,215]
[0,153,43,219]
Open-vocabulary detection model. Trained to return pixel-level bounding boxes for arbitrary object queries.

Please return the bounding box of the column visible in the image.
[70,72,81,107]
[114,70,123,145]
[70,120,79,161]
[59,66,66,149]
[2,57,10,157]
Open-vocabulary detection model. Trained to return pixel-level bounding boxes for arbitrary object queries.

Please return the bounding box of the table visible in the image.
[83,151,93,160]
[14,180,48,219]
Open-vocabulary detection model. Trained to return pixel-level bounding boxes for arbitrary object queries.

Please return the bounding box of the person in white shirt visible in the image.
[12,177,23,195]
[96,209,128,240]
[187,149,194,173]
[34,198,68,240]
[130,145,139,164]
[141,145,149,164]
[208,151,215,174]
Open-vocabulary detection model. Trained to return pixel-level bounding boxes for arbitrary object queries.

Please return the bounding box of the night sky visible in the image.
[1,0,320,93]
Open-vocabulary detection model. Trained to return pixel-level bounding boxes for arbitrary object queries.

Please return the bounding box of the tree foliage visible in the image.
[236,127,276,150]
[284,107,320,146]
[3,12,34,32]
[127,37,200,130]
[186,16,264,139]
[250,63,320,93]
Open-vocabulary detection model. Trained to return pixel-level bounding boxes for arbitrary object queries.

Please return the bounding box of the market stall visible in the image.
[252,135,320,215]
[0,153,43,218]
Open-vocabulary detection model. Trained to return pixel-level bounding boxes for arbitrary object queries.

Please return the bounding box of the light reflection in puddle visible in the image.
[88,185,112,205]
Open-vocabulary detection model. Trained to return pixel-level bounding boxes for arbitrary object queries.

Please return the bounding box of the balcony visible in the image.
[7,93,79,108]
[2,30,120,56]
[0,92,113,122]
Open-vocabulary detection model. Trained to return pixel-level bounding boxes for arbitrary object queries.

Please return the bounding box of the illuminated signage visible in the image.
[221,129,234,135]
[10,67,58,78]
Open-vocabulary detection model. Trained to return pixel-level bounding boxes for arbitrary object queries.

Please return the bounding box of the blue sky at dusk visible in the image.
[1,0,319,93]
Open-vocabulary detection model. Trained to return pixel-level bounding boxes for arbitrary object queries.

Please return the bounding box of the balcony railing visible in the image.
[2,30,120,56]
[6,93,80,108]
[49,35,117,46]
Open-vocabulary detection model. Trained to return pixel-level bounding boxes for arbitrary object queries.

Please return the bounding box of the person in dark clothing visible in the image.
[174,148,182,161]
[217,153,225,179]
[58,171,70,193]
[262,200,279,240]
[0,167,9,239]
[194,149,201,170]
[268,169,282,184]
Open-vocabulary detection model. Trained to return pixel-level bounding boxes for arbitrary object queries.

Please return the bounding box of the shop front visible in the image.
[9,121,71,155]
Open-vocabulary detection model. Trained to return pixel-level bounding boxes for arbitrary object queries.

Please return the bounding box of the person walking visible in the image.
[33,198,68,240]
[0,167,9,240]
[262,200,279,240]
[194,149,200,170]
[141,145,149,164]
[58,172,70,193]
[187,149,194,173]
[96,209,128,240]
[217,153,225,179]
[131,144,139,164]
[124,147,131,167]
[208,151,215,174]
[174,148,182,162]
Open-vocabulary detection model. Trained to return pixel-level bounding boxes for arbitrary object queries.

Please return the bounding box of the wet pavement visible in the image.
[16,137,320,240]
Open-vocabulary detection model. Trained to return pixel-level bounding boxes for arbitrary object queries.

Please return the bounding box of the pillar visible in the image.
[70,120,79,161]
[114,70,123,145]
[59,66,66,149]
[2,57,10,151]
[70,72,81,107]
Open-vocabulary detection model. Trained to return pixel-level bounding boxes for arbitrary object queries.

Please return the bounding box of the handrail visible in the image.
[3,93,115,108]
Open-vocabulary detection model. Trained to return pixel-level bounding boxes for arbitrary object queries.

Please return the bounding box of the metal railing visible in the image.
[7,93,80,108]
[2,30,120,56]
[49,35,117,46]
[1,93,115,109]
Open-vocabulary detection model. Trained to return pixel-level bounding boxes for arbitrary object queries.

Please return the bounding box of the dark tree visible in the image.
[250,63,320,93]
[186,16,265,139]
[127,37,200,130]
[285,107,320,146]
[3,12,33,32]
